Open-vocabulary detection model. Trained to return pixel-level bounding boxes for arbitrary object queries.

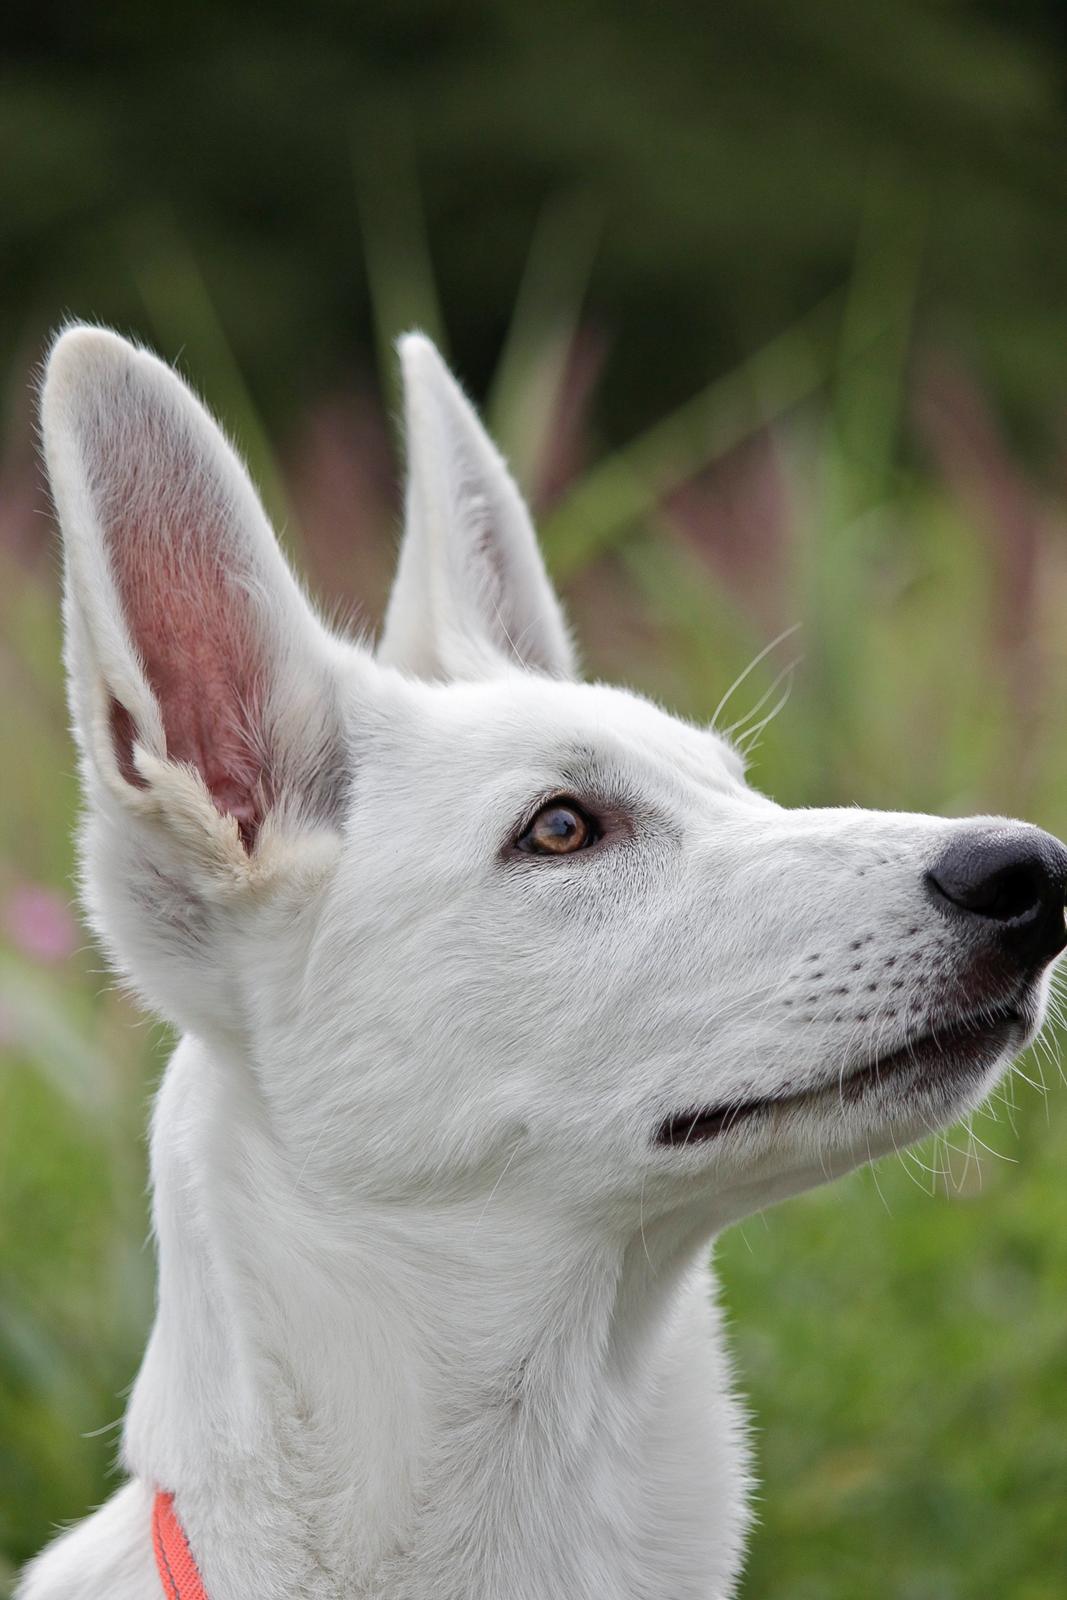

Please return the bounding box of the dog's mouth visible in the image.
[655,998,1030,1148]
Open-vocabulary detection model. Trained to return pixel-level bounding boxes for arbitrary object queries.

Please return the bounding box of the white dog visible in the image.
[19,326,1067,1599]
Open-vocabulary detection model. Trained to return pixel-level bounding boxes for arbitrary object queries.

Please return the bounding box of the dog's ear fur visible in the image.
[41,326,350,1029]
[377,333,576,681]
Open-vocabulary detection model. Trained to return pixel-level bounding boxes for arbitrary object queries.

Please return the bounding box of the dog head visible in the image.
[40,327,1067,1233]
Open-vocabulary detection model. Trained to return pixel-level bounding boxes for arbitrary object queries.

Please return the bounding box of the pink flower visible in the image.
[2,884,78,964]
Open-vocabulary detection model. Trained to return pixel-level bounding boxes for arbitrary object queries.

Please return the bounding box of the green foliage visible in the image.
[6,2,1067,438]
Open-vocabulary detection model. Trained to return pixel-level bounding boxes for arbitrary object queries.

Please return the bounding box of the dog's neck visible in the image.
[121,1038,749,1600]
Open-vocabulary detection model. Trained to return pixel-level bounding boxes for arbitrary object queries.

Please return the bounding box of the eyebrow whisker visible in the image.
[710,622,802,732]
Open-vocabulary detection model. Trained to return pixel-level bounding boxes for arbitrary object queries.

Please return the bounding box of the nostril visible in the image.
[927,859,1044,924]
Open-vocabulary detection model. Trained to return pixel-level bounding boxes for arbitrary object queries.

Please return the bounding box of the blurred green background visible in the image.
[4,3,1067,1594]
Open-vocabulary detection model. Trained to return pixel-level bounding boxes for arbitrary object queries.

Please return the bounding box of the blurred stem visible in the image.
[354,109,446,421]
[801,168,927,798]
[132,213,295,545]
[487,190,603,494]
[540,294,841,582]
[0,955,116,1121]
[620,527,760,723]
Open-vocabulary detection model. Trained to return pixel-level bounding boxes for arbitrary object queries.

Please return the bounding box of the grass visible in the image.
[724,1088,1067,1600]
[2,214,1067,1596]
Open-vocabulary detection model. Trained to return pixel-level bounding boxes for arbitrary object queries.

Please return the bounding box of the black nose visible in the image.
[926,825,1067,967]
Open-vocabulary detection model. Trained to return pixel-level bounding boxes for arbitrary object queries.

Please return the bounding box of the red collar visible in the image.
[152,1491,207,1600]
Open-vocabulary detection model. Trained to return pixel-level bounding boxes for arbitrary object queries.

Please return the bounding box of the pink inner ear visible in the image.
[107,476,271,851]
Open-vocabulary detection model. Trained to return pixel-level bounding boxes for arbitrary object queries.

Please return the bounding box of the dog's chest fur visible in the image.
[21,1038,750,1600]
[141,1051,751,1600]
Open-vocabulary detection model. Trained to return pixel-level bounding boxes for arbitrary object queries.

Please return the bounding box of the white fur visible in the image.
[19,328,1050,1599]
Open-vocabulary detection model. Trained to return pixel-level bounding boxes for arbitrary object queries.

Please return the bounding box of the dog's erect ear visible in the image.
[377,333,576,681]
[41,326,347,873]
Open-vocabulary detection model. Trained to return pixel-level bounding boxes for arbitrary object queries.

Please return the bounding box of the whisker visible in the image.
[710,623,802,732]
[722,656,802,741]
[735,668,800,757]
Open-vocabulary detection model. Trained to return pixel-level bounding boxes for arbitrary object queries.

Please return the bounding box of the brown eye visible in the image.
[517,799,599,856]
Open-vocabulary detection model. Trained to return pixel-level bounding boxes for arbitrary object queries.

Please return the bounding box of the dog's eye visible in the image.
[517,799,600,856]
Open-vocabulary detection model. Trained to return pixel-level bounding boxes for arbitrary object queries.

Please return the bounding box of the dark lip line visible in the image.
[655,1001,1027,1149]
